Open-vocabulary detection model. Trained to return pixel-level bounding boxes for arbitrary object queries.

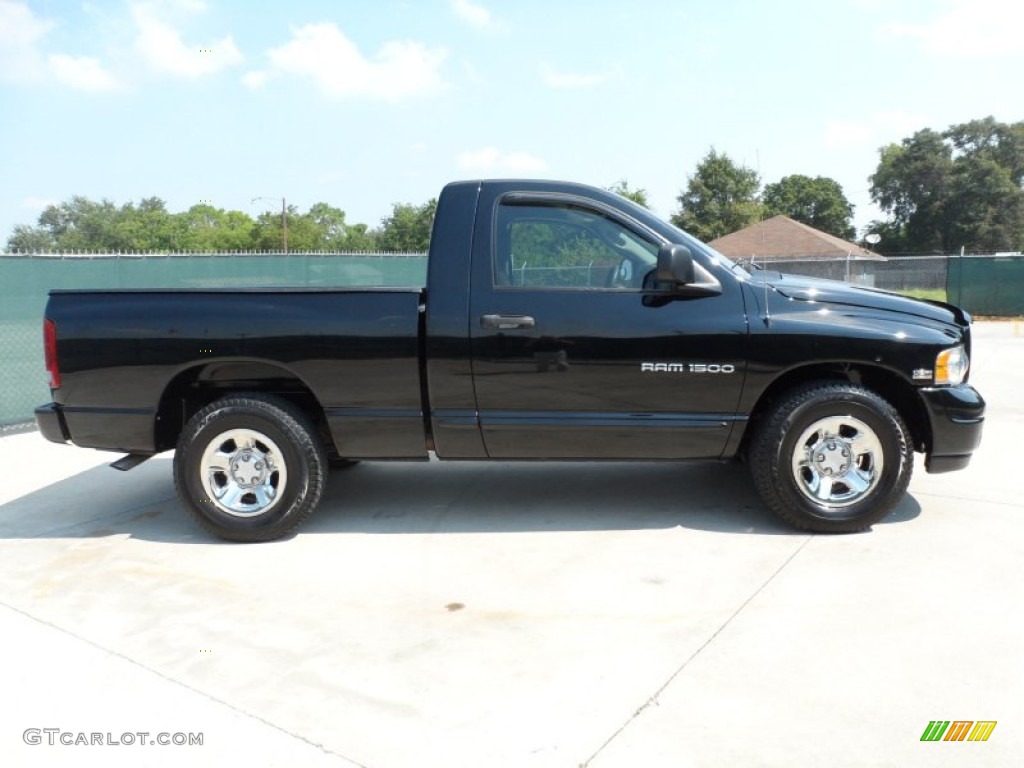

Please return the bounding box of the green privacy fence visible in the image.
[947,255,1024,317]
[0,253,427,428]
[2,251,1021,429]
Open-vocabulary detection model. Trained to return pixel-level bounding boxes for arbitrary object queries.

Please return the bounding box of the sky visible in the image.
[1,0,1022,244]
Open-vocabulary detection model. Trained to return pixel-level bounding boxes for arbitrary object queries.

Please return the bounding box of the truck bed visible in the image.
[45,288,428,458]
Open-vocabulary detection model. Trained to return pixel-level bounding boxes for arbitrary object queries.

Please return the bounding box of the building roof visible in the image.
[707,215,883,260]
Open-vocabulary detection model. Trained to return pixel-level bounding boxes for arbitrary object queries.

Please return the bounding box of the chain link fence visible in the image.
[756,255,951,301]
[756,253,1024,311]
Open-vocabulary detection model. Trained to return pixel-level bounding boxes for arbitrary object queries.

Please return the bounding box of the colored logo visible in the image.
[920,721,997,742]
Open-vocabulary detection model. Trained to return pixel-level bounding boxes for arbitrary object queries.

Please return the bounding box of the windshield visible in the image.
[583,188,751,279]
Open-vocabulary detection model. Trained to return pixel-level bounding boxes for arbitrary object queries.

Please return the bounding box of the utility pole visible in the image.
[282,197,288,254]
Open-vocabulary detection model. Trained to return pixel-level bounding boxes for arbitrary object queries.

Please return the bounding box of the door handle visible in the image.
[480,314,536,330]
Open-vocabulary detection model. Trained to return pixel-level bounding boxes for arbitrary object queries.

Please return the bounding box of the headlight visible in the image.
[935,345,968,385]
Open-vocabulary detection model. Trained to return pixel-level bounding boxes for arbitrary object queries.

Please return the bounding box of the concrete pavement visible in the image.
[1,321,1020,767]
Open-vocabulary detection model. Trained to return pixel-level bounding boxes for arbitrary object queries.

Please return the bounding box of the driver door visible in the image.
[468,189,748,459]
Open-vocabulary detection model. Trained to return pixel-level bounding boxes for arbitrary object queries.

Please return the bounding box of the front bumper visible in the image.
[919,385,985,473]
[35,402,70,444]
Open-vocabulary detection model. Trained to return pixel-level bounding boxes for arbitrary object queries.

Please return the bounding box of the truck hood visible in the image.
[762,274,968,327]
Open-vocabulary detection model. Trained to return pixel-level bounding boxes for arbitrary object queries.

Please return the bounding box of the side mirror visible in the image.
[657,244,695,284]
[646,243,723,303]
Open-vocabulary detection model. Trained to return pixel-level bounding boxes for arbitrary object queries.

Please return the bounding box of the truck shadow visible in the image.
[0,458,921,543]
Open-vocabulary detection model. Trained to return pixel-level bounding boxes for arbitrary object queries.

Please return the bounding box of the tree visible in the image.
[306,202,349,249]
[37,196,124,251]
[945,116,1024,185]
[174,204,257,251]
[671,148,762,241]
[946,154,1024,252]
[869,117,1024,253]
[607,180,649,208]
[305,203,379,251]
[217,210,259,251]
[253,204,322,252]
[944,117,1024,251]
[340,222,379,252]
[861,219,907,253]
[15,195,178,251]
[112,197,175,250]
[3,195,395,253]
[377,199,437,252]
[869,128,953,252]
[6,224,56,252]
[763,175,855,239]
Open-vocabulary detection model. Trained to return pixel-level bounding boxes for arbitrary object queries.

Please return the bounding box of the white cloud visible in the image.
[458,147,547,173]
[881,0,1024,57]
[241,70,268,90]
[451,0,494,29]
[49,54,121,91]
[540,65,607,89]
[131,2,243,77]
[0,2,54,83]
[264,23,447,102]
[0,3,122,90]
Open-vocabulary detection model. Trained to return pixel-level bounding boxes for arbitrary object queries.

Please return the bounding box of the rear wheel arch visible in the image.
[154,361,337,456]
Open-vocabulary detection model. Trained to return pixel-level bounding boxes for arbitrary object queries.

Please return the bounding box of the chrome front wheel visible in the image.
[790,416,884,508]
[748,382,913,533]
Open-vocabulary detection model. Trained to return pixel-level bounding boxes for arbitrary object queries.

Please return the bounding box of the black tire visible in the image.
[748,381,912,533]
[173,393,327,542]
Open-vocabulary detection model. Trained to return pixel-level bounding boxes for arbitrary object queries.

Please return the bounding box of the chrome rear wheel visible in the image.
[174,394,327,542]
[200,428,288,517]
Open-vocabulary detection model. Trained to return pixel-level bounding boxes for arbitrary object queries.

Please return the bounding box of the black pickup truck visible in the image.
[35,180,984,541]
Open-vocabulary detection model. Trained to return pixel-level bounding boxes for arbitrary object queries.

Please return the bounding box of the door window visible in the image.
[494,202,657,290]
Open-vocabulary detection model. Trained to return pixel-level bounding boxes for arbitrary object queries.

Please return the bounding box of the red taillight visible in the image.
[44,318,60,389]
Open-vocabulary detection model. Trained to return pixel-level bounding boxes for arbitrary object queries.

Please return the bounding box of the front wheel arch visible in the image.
[741,363,931,457]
